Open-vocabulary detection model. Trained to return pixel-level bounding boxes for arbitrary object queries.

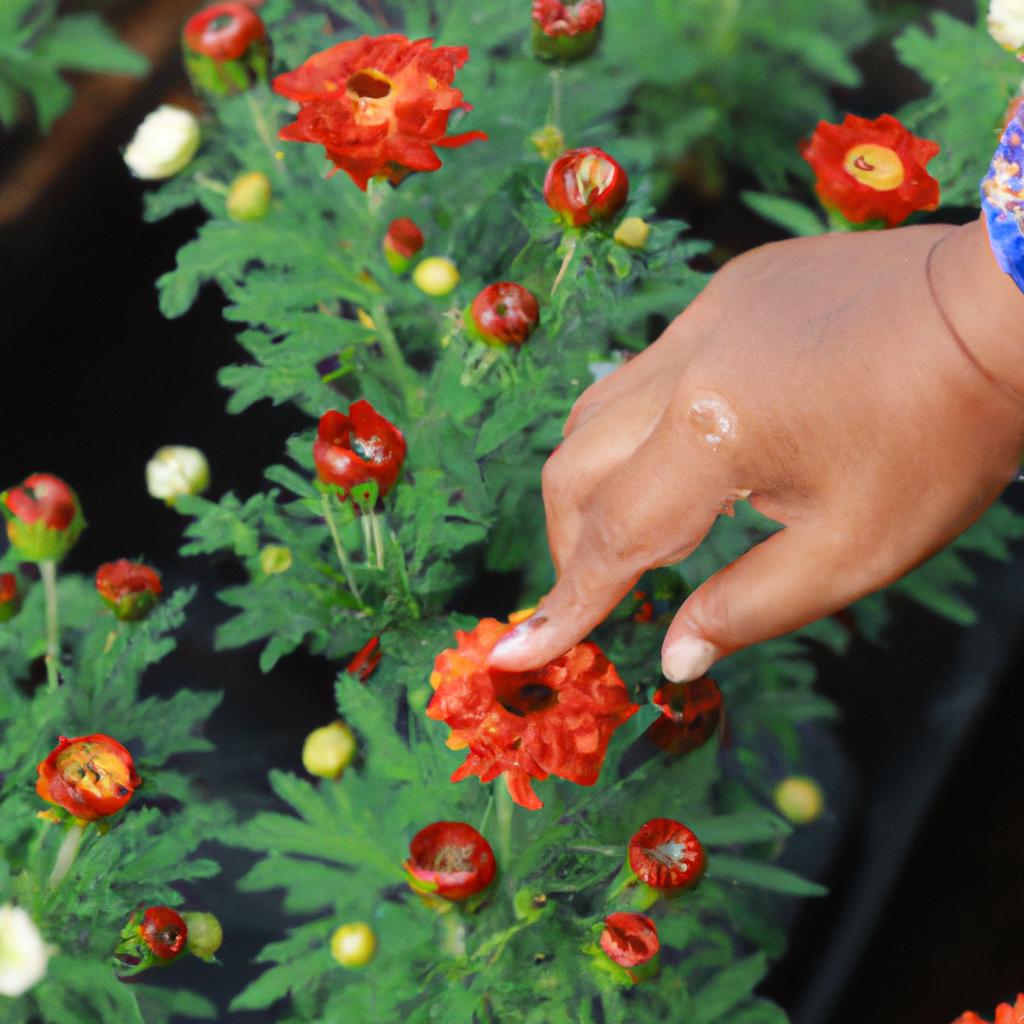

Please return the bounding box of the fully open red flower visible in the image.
[801,113,940,227]
[953,995,1024,1024]
[544,147,629,226]
[36,734,141,821]
[645,675,723,755]
[95,560,163,622]
[533,0,605,37]
[139,907,188,961]
[426,619,638,810]
[600,912,659,969]
[628,817,706,892]
[183,2,266,61]
[346,636,382,681]
[383,217,424,272]
[466,282,540,347]
[314,401,407,500]
[273,35,487,190]
[405,821,496,900]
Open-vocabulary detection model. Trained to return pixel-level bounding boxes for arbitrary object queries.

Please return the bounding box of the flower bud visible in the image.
[614,216,651,249]
[259,544,292,575]
[599,912,659,976]
[330,922,376,967]
[465,282,540,348]
[227,171,272,221]
[138,907,187,962]
[2,474,84,563]
[989,0,1024,51]
[36,734,141,821]
[95,560,163,622]
[181,912,223,960]
[0,905,49,997]
[183,2,270,95]
[544,147,629,227]
[531,0,605,62]
[413,256,460,296]
[628,818,706,893]
[404,821,497,901]
[383,218,425,273]
[645,676,723,756]
[124,106,201,181]
[346,636,381,681]
[531,124,566,161]
[0,574,20,624]
[774,776,825,825]
[302,722,356,779]
[314,404,406,501]
[146,446,210,504]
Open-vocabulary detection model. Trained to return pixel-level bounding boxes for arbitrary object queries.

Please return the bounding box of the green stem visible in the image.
[550,69,563,130]
[372,305,420,415]
[550,235,579,296]
[247,91,289,180]
[40,560,60,691]
[478,793,495,836]
[49,822,85,889]
[369,510,385,570]
[321,494,363,602]
[495,783,514,870]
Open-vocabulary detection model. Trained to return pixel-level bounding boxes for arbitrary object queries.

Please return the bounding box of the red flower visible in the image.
[465,283,540,347]
[273,35,488,190]
[953,995,1024,1024]
[347,636,382,681]
[628,817,706,892]
[404,821,496,900]
[2,473,84,563]
[800,113,940,227]
[632,590,653,623]
[533,0,605,36]
[95,560,163,622]
[314,401,407,500]
[139,907,188,961]
[599,912,659,969]
[183,2,266,61]
[383,218,425,272]
[0,573,18,623]
[544,147,629,227]
[426,619,638,810]
[645,675,723,756]
[36,734,141,821]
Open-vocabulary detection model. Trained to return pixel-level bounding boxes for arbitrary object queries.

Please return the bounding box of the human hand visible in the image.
[489,219,1024,680]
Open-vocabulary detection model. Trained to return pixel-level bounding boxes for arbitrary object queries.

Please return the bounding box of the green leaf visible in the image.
[740,192,826,237]
[708,855,827,897]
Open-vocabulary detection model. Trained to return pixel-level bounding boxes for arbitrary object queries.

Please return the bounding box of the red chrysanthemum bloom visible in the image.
[426,619,639,810]
[273,35,488,190]
[599,912,659,969]
[645,675,723,756]
[532,0,605,37]
[383,217,425,272]
[466,282,540,347]
[404,821,497,900]
[628,817,706,892]
[95,559,163,622]
[313,401,407,500]
[183,2,266,61]
[139,907,188,961]
[544,146,629,227]
[36,734,141,821]
[347,636,382,681]
[800,113,940,228]
[953,995,1024,1024]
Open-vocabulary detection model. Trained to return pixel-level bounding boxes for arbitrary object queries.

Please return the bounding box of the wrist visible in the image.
[928,217,1024,400]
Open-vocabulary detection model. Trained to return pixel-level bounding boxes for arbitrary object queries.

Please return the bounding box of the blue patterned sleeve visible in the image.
[981,103,1024,293]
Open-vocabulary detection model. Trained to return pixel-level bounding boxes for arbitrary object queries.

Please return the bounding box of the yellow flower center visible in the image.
[842,143,905,191]
[346,68,395,126]
[56,743,132,801]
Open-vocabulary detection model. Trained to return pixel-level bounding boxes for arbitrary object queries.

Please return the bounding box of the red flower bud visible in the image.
[313,401,407,501]
[599,912,659,969]
[183,2,269,95]
[383,218,425,273]
[36,734,141,821]
[0,573,19,623]
[645,675,723,756]
[95,560,163,622]
[2,474,84,563]
[532,1,605,61]
[405,821,496,901]
[139,906,188,961]
[544,147,629,227]
[465,283,540,347]
[346,636,381,681]
[628,817,706,892]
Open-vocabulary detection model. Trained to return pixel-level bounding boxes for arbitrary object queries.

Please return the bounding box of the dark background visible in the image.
[2,1,1022,1021]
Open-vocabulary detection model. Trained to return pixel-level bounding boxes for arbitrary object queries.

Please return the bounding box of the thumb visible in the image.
[661,520,877,681]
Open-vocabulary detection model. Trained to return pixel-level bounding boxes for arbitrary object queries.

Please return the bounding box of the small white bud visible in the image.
[146,445,210,504]
[0,905,49,998]
[124,105,201,180]
[989,0,1024,51]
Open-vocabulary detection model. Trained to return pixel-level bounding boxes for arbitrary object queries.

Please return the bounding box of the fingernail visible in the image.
[662,635,720,683]
[489,615,547,664]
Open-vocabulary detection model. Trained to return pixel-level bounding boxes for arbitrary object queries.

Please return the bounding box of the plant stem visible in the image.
[550,69,563,130]
[40,560,60,691]
[551,235,579,296]
[372,305,420,415]
[49,822,85,889]
[321,494,362,601]
[369,510,385,570]
[495,783,514,869]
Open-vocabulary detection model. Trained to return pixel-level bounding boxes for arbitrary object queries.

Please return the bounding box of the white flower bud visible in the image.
[989,0,1024,51]
[146,445,210,504]
[124,105,201,180]
[0,905,49,997]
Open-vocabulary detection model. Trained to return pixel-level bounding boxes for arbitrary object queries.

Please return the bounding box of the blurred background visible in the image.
[1,1,1022,1021]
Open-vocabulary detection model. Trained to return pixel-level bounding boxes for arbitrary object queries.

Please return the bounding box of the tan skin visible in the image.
[489,218,1024,680]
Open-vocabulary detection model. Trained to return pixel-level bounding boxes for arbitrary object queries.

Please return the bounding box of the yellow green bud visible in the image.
[302,722,356,779]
